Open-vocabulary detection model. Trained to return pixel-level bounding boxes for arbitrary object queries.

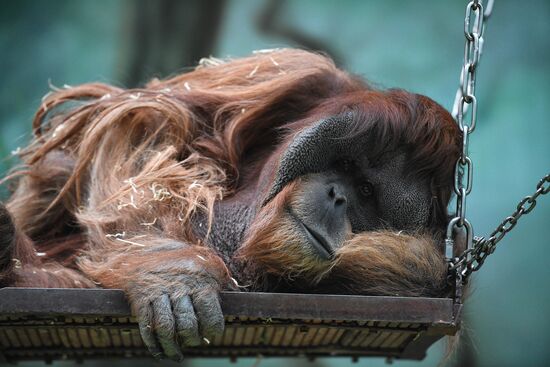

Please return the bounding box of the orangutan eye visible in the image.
[359,182,374,197]
[341,159,352,171]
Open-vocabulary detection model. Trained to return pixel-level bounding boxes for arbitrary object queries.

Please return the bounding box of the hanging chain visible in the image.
[450,174,550,278]
[447,0,549,282]
[446,0,494,280]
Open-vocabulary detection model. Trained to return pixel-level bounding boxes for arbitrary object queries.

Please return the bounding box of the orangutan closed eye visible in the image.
[0,49,460,360]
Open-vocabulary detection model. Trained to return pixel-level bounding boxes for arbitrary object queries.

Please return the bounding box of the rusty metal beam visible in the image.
[0,288,454,324]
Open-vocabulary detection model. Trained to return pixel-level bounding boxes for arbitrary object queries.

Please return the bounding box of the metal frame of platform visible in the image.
[0,288,461,363]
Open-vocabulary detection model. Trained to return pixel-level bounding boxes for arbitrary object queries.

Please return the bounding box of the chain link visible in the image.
[447,0,549,282]
[446,0,550,285]
[445,0,550,282]
[450,174,550,278]
[446,0,493,271]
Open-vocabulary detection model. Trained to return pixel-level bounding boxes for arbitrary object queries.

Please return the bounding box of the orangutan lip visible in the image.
[300,222,334,259]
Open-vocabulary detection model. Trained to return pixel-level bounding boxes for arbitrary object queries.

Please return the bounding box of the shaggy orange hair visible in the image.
[1,49,458,298]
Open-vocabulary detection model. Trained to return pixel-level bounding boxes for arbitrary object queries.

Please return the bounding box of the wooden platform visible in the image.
[0,288,461,363]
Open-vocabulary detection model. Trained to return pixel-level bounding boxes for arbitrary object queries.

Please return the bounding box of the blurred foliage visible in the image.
[0,1,549,366]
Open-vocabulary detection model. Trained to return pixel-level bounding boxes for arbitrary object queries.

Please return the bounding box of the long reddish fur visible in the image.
[0,49,459,297]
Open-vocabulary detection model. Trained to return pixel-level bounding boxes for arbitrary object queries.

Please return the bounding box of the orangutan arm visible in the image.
[79,240,232,361]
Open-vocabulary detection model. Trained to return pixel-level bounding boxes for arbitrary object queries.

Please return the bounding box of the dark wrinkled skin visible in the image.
[263,114,432,233]
[114,241,230,361]
[133,272,224,361]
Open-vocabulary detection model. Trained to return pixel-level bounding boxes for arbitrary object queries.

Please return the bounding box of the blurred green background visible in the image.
[0,1,548,367]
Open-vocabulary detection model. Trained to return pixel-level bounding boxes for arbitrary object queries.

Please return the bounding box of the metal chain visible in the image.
[445,0,550,282]
[445,0,494,276]
[447,0,550,282]
[450,174,550,278]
